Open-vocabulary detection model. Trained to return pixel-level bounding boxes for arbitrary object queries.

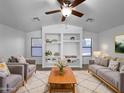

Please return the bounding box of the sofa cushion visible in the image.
[94,58,102,65]
[100,58,109,67]
[108,60,119,71]
[6,74,22,88]
[17,56,26,63]
[28,65,36,72]
[89,64,107,73]
[116,58,124,62]
[94,57,109,67]
[97,69,120,88]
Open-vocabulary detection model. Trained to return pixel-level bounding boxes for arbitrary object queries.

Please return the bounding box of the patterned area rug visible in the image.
[17,71,114,93]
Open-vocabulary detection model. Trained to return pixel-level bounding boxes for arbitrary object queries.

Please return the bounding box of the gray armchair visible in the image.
[8,59,36,82]
[0,65,24,93]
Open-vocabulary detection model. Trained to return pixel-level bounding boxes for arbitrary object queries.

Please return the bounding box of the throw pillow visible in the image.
[94,58,101,65]
[100,58,109,67]
[17,56,26,63]
[108,60,119,71]
[8,56,18,63]
[11,56,18,62]
[0,63,10,76]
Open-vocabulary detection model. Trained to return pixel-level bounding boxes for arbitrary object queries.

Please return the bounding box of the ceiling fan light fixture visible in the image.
[45,0,85,22]
[61,7,72,17]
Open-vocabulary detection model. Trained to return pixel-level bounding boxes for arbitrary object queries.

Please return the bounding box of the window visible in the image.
[82,38,92,56]
[31,38,42,57]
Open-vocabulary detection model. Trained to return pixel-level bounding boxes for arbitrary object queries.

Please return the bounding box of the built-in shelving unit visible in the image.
[42,25,83,68]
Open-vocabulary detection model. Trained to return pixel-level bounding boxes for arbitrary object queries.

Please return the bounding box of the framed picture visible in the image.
[115,35,124,53]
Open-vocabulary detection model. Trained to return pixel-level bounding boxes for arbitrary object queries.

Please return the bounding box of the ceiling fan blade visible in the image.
[61,16,66,22]
[72,10,84,17]
[71,0,85,7]
[57,0,63,5]
[45,10,61,14]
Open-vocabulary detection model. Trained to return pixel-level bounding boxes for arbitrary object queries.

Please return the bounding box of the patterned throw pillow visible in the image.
[17,56,26,63]
[108,60,119,71]
[0,63,10,76]
[8,56,19,63]
[120,65,124,73]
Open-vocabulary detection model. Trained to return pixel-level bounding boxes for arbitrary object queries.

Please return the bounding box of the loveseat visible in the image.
[88,58,124,93]
[0,65,24,93]
[8,57,36,82]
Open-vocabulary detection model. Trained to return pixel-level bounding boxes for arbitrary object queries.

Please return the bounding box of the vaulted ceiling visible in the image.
[0,0,124,32]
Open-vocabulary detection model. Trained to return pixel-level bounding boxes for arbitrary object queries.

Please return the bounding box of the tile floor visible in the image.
[17,70,115,93]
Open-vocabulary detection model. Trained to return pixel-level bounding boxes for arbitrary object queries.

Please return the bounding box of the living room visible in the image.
[0,0,124,93]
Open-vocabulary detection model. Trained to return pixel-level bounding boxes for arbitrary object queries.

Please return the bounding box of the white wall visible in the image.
[0,24,26,59]
[99,24,124,58]
[26,30,42,64]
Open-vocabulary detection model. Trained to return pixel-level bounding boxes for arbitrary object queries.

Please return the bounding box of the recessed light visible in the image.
[86,18,95,22]
[33,17,40,22]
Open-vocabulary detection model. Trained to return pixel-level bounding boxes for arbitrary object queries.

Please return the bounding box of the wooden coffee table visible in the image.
[48,67,77,93]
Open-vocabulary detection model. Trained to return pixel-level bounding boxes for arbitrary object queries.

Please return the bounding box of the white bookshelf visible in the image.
[42,25,83,68]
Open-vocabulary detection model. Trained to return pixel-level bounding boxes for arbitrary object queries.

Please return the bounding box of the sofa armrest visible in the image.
[7,63,28,77]
[7,62,28,65]
[7,65,24,80]
[0,77,5,92]
[0,73,7,79]
[120,72,124,93]
[0,76,9,92]
[89,60,95,65]
[7,63,28,71]
[26,59,36,64]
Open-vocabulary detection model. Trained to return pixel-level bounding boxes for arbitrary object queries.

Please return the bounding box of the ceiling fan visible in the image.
[45,0,85,22]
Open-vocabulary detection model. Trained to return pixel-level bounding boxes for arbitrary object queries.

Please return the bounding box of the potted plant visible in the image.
[45,50,52,56]
[54,60,67,75]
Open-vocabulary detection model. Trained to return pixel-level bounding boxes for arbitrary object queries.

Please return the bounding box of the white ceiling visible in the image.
[0,0,124,32]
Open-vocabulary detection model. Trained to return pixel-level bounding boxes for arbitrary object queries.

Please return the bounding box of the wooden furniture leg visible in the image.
[49,84,52,93]
[73,84,75,93]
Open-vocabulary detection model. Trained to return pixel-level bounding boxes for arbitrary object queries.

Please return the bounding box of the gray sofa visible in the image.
[0,65,24,93]
[8,59,36,82]
[88,58,124,93]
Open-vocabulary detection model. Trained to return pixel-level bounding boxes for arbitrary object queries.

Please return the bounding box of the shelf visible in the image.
[45,61,56,64]
[63,40,80,43]
[45,56,60,64]
[46,42,61,45]
[45,56,61,58]
[42,29,82,68]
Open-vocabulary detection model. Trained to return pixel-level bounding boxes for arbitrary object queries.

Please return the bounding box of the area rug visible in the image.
[17,71,114,93]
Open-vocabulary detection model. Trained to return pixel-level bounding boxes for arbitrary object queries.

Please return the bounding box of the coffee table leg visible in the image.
[73,84,75,93]
[49,84,51,93]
